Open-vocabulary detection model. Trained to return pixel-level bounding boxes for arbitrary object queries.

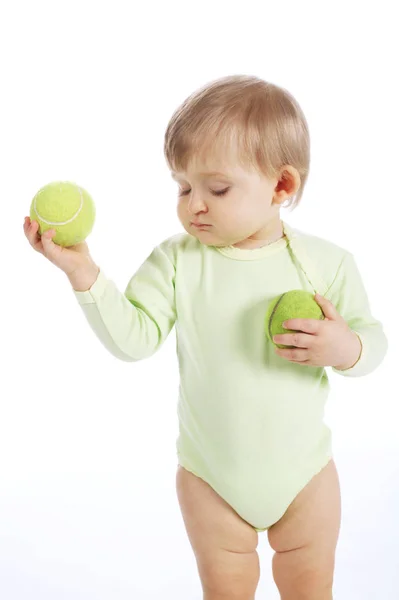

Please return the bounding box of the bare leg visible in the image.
[267,459,341,600]
[176,465,260,600]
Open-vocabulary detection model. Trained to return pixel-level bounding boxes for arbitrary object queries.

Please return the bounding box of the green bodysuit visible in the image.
[73,221,388,531]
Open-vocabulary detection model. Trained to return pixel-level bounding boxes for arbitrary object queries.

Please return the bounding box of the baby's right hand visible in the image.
[23,217,99,288]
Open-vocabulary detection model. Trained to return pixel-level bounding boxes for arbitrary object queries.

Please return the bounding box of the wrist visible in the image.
[67,260,100,292]
[334,331,362,371]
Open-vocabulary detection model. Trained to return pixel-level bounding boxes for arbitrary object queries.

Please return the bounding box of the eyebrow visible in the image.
[171,171,231,180]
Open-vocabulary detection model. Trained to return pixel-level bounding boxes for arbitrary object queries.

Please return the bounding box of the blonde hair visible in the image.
[164,74,310,210]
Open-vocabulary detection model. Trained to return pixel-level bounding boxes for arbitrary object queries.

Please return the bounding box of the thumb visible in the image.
[314,293,339,321]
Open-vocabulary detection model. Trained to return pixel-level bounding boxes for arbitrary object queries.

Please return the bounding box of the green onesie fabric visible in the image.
[73,221,387,531]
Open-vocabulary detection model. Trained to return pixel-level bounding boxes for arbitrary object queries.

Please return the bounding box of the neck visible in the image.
[232,217,284,250]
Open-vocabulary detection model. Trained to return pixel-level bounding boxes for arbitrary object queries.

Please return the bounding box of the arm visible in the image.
[325,252,388,377]
[70,242,177,361]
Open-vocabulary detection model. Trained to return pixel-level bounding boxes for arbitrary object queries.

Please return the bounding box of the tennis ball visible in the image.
[265,290,324,348]
[30,181,96,247]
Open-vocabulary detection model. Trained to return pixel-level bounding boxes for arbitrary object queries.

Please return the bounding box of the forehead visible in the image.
[171,139,248,180]
[171,155,250,181]
[171,169,234,181]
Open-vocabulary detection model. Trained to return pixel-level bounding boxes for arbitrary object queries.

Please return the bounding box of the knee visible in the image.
[272,549,334,600]
[293,567,334,599]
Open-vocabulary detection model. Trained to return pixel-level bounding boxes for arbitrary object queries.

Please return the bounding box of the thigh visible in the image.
[176,465,260,599]
[267,459,341,599]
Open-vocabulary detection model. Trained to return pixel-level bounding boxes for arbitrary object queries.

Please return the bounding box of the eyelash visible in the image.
[178,188,230,197]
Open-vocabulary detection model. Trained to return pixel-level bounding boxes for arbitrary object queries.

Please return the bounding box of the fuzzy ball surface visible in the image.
[265,290,324,348]
[30,181,95,246]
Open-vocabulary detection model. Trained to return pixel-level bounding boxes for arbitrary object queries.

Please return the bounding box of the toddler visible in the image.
[24,75,388,600]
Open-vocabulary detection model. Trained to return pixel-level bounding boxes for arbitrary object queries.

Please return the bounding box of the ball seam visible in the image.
[34,186,84,226]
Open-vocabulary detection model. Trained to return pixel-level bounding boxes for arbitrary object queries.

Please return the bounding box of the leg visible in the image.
[267,459,341,600]
[176,465,260,600]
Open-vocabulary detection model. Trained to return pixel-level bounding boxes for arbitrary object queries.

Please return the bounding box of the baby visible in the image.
[24,75,388,600]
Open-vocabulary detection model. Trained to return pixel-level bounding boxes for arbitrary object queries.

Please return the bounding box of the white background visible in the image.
[1,0,397,598]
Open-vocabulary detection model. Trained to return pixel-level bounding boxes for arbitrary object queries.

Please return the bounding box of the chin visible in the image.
[187,228,220,246]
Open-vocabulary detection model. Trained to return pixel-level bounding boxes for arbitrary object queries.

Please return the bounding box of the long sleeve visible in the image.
[73,241,177,361]
[325,252,388,377]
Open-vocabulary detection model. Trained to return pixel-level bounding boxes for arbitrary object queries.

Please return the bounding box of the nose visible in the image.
[187,190,208,215]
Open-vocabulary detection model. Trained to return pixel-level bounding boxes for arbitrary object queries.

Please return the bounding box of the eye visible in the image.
[178,188,230,197]
[211,188,229,197]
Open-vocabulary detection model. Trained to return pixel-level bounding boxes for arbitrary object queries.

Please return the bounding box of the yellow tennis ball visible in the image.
[30,181,96,247]
[265,290,324,348]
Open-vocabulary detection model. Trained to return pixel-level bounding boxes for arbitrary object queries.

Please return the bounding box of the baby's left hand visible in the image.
[272,293,362,370]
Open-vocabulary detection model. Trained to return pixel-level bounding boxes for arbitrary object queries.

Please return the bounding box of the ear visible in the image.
[272,166,301,205]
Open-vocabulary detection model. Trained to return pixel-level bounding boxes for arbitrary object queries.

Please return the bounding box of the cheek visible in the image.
[234,197,268,221]
[177,200,186,219]
[220,198,256,224]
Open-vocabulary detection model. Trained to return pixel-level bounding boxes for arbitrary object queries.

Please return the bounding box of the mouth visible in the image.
[191,222,211,228]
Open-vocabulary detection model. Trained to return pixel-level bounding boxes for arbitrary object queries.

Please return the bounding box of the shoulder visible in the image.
[289,224,352,263]
[159,231,200,252]
[285,224,355,293]
[156,231,204,263]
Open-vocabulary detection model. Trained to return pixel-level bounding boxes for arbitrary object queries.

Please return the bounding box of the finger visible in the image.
[314,293,339,320]
[41,229,57,254]
[275,346,310,363]
[282,318,324,335]
[23,216,33,236]
[23,217,32,239]
[25,219,43,250]
[273,332,312,348]
[28,219,39,236]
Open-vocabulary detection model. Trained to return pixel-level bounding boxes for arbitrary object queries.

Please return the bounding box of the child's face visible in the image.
[172,156,296,248]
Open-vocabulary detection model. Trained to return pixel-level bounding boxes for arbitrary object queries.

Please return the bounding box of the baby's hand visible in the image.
[24,216,93,275]
[272,293,362,370]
